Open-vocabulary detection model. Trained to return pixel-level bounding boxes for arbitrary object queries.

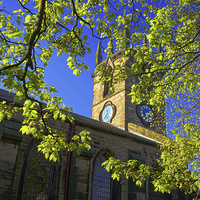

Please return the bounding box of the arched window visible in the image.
[18,141,61,200]
[92,153,121,200]
[104,81,111,97]
[103,66,113,97]
[92,155,111,200]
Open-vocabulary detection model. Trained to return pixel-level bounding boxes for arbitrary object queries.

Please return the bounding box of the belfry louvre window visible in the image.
[103,66,113,97]
[104,81,111,97]
[92,155,111,200]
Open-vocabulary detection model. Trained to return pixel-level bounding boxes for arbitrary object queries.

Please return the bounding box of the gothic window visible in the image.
[128,150,145,200]
[104,81,111,97]
[104,66,113,97]
[92,155,111,200]
[18,141,60,200]
[92,153,121,200]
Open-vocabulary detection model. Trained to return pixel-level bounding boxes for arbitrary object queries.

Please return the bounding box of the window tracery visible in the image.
[92,155,111,200]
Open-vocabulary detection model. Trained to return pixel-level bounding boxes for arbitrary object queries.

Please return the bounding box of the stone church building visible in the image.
[0,42,187,200]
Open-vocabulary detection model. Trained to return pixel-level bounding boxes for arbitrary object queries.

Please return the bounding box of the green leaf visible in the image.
[67,114,74,123]
[73,69,81,76]
[7,30,21,39]
[25,15,31,23]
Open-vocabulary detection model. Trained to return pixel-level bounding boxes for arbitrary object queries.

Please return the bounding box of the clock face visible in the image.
[102,105,113,122]
[140,105,153,123]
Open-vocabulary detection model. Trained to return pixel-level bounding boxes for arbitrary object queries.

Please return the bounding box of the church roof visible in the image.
[0,89,163,146]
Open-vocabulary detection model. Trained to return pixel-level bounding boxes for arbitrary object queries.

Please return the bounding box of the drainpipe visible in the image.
[64,123,75,200]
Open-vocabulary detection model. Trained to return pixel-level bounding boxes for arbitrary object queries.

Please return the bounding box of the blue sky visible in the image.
[1,0,166,121]
[44,37,99,118]
[1,0,106,119]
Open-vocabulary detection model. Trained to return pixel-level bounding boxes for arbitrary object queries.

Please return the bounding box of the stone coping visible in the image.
[71,112,162,146]
[128,123,167,144]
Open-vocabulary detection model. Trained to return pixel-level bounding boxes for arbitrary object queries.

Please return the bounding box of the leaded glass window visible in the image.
[19,143,60,200]
[20,144,51,200]
[92,155,111,200]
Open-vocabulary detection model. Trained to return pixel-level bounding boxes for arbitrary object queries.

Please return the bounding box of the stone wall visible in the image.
[0,119,22,200]
[67,120,162,200]
[0,112,181,200]
[0,89,178,200]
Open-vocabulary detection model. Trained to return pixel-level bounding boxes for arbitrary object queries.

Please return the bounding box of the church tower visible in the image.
[92,38,165,134]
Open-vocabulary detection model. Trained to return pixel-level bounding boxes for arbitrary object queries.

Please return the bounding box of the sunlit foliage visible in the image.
[0,0,199,197]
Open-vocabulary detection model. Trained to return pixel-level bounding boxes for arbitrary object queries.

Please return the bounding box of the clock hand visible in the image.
[103,109,108,119]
